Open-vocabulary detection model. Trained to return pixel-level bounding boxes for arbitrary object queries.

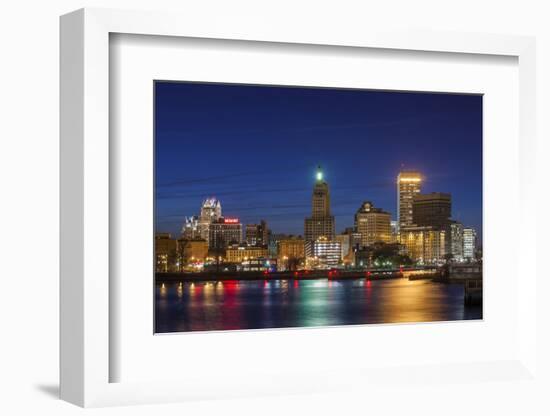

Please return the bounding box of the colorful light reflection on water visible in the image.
[155,278,482,333]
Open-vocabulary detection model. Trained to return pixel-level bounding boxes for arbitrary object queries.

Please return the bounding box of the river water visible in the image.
[155,277,482,333]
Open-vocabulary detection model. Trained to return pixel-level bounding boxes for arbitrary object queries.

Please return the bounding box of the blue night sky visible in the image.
[155,81,482,241]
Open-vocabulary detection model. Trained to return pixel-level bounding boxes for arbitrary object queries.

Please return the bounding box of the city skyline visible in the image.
[155,81,482,242]
[157,166,481,245]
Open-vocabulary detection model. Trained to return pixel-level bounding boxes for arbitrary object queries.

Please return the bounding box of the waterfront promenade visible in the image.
[155,266,441,282]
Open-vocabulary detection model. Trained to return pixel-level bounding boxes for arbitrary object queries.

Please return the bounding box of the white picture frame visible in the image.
[60,7,537,407]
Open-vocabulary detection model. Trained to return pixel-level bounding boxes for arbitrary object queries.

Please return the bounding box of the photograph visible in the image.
[154,81,483,333]
[5,1,540,412]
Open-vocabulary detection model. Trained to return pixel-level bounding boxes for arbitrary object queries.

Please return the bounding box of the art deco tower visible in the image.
[199,198,222,243]
[305,166,335,242]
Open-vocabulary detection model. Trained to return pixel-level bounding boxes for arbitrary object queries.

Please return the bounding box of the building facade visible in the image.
[277,238,306,260]
[245,220,269,246]
[397,171,422,231]
[390,220,398,242]
[304,166,335,241]
[305,237,342,268]
[155,233,178,272]
[208,217,243,250]
[399,226,446,264]
[268,233,290,258]
[181,215,201,239]
[336,233,356,266]
[449,221,464,261]
[276,237,306,271]
[199,198,222,244]
[225,244,268,263]
[463,227,477,261]
[412,192,451,229]
[335,233,351,258]
[178,238,209,264]
[354,201,392,247]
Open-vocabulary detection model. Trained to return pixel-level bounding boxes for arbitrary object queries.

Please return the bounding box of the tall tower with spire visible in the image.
[305,166,335,242]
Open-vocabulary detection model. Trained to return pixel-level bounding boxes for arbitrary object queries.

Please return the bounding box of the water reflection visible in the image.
[155,278,482,333]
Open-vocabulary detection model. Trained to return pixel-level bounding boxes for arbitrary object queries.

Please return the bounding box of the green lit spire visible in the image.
[316,165,323,182]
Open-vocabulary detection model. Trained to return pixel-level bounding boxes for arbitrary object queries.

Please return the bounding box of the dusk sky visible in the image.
[155,81,482,241]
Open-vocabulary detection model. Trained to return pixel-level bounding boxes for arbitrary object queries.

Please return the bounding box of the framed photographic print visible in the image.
[60,8,538,408]
[153,81,483,334]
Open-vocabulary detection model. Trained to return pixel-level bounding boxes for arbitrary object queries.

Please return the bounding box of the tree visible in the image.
[287,256,303,271]
[371,243,409,268]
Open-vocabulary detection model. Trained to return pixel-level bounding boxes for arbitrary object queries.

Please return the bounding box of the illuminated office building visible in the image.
[412,192,451,229]
[208,217,242,250]
[399,226,446,264]
[304,166,335,241]
[449,221,464,262]
[181,215,201,239]
[463,227,477,261]
[354,201,392,247]
[305,237,342,268]
[245,220,269,246]
[199,198,222,244]
[390,220,398,242]
[225,243,268,263]
[397,171,422,231]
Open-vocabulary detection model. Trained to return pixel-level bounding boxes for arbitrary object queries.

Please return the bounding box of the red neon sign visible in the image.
[224,218,239,224]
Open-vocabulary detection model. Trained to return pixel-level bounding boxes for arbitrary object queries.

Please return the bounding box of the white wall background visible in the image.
[0,1,548,415]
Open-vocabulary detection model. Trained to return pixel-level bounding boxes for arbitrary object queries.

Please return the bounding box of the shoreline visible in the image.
[155,271,480,285]
[155,270,439,283]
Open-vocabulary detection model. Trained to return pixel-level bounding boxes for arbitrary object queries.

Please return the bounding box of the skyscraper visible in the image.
[181,215,201,239]
[354,201,392,247]
[199,198,222,244]
[412,192,451,229]
[304,166,335,241]
[397,171,422,231]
